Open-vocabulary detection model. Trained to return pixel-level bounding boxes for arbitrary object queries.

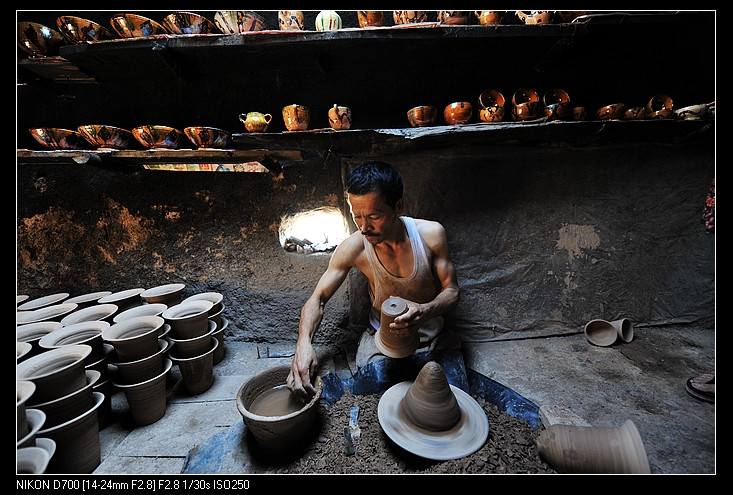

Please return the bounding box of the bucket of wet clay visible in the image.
[236,365,322,455]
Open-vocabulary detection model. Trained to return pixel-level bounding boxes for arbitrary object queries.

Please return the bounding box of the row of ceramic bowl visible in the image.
[28,125,231,151]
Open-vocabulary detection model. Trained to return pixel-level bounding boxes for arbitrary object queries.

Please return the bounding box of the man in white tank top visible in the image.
[287,161,461,399]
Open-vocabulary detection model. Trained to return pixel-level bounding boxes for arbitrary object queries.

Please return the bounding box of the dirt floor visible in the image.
[242,389,556,474]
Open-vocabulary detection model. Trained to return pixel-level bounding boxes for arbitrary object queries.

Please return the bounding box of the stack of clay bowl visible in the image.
[104,316,171,426]
[17,344,105,473]
[181,291,227,364]
[163,298,218,394]
[17,380,57,474]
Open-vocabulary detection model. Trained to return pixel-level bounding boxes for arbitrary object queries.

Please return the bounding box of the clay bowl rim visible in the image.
[109,338,169,367]
[140,283,186,303]
[183,292,224,310]
[131,125,185,149]
[17,341,34,361]
[16,344,93,382]
[17,292,70,312]
[16,303,78,325]
[59,303,119,326]
[16,321,64,343]
[30,369,101,427]
[236,365,323,423]
[17,380,37,407]
[16,445,51,474]
[162,300,214,321]
[17,409,46,449]
[65,291,113,306]
[102,315,165,344]
[38,320,110,352]
[109,13,170,38]
[98,287,145,306]
[112,357,173,389]
[36,391,104,436]
[113,303,168,324]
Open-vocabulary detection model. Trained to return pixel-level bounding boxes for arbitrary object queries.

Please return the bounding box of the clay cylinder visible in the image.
[375,297,419,358]
[399,361,461,431]
[536,419,651,474]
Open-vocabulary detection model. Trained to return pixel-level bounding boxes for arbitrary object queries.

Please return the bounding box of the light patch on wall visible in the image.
[279,207,349,253]
[556,224,600,263]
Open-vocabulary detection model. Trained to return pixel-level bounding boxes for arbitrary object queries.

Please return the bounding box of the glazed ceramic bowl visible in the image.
[110,13,170,38]
[132,125,185,149]
[214,11,268,33]
[140,283,186,306]
[597,103,626,120]
[29,128,88,150]
[162,12,219,35]
[444,102,473,125]
[77,125,135,150]
[184,126,232,149]
[56,16,117,44]
[406,106,438,127]
[18,22,66,58]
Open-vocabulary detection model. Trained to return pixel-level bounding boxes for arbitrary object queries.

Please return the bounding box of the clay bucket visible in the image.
[399,361,461,431]
[236,365,322,454]
[169,337,218,395]
[140,283,185,306]
[584,319,618,347]
[32,369,100,428]
[109,338,169,383]
[167,320,216,358]
[16,321,63,359]
[113,358,172,426]
[17,344,92,404]
[38,320,110,364]
[375,296,419,358]
[17,446,52,474]
[17,380,37,440]
[38,392,105,474]
[611,318,634,343]
[212,317,228,364]
[17,408,46,448]
[162,300,213,340]
[536,420,651,474]
[102,315,163,362]
[60,303,119,326]
[113,303,168,323]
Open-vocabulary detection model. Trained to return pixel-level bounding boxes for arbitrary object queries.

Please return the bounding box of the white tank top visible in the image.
[363,216,443,343]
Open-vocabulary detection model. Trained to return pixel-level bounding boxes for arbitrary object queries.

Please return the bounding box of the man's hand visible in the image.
[287,342,319,400]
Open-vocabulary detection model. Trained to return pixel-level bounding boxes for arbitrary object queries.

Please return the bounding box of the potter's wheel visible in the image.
[378,381,489,460]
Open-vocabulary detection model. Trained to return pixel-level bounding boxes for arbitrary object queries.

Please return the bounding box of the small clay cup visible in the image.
[407,106,438,127]
[282,104,310,131]
[444,101,473,125]
[328,104,352,130]
[597,103,626,120]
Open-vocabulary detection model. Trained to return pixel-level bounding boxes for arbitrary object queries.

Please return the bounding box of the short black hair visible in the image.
[345,161,403,208]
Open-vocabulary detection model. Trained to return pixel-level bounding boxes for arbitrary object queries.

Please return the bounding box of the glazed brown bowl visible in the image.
[55,16,117,44]
[213,11,268,33]
[162,12,219,35]
[444,101,473,125]
[29,128,89,150]
[184,126,232,149]
[18,22,66,58]
[77,125,135,150]
[110,13,170,38]
[132,125,185,149]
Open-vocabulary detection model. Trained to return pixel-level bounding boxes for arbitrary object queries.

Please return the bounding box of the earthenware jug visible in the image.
[240,112,272,133]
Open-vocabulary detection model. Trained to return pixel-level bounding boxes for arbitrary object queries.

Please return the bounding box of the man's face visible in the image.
[347,192,401,245]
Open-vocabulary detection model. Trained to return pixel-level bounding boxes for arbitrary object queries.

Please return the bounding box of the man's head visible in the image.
[345,161,403,209]
[345,162,404,244]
